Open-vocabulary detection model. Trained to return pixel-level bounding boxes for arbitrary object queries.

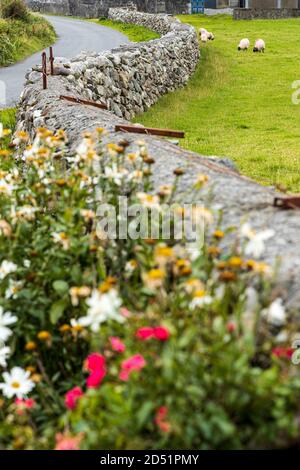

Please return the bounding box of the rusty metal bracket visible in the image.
[59,95,108,110]
[42,52,47,90]
[49,46,54,76]
[274,196,300,210]
[115,124,185,139]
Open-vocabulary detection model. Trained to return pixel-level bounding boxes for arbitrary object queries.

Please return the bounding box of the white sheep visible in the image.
[253,39,265,53]
[207,32,215,41]
[200,32,208,44]
[199,27,208,35]
[238,38,250,51]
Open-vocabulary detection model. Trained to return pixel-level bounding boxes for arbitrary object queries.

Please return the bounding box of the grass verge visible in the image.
[0,14,56,66]
[90,18,160,42]
[133,14,300,191]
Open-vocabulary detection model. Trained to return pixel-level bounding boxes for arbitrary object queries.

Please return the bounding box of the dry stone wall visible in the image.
[25,9,199,120]
[16,9,300,311]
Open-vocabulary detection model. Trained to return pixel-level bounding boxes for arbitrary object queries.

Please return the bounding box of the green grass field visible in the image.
[91,18,160,42]
[133,15,300,191]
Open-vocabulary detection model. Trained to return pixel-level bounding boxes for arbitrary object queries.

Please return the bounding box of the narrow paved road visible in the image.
[0,15,130,108]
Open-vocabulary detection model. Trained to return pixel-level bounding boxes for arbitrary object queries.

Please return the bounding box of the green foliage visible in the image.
[1,0,29,21]
[94,18,160,42]
[0,126,299,449]
[135,14,300,191]
[0,14,56,66]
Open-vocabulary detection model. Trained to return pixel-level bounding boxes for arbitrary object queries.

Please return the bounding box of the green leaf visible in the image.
[52,280,69,296]
[50,299,67,324]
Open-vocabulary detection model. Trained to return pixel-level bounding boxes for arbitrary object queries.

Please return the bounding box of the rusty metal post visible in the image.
[49,47,54,76]
[42,52,47,90]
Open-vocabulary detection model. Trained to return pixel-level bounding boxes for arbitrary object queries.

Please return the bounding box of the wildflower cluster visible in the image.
[0,124,300,450]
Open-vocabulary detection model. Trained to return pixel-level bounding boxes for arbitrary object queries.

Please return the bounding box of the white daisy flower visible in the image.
[264,298,286,327]
[0,179,14,197]
[0,260,17,280]
[0,367,35,399]
[78,289,123,332]
[0,307,17,342]
[241,223,274,259]
[5,279,23,299]
[0,346,11,368]
[190,294,213,309]
[104,164,128,186]
[52,232,70,250]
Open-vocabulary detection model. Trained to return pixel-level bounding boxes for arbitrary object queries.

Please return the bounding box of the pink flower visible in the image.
[65,386,84,410]
[153,326,170,341]
[155,406,171,433]
[85,353,106,389]
[120,307,131,318]
[55,433,83,450]
[119,354,146,381]
[85,352,105,372]
[136,327,155,340]
[15,398,36,415]
[110,336,125,353]
[272,347,293,359]
[227,322,237,333]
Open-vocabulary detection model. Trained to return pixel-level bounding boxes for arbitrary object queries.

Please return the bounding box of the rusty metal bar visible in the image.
[115,124,185,139]
[59,95,108,110]
[42,52,47,90]
[274,196,300,210]
[49,46,54,76]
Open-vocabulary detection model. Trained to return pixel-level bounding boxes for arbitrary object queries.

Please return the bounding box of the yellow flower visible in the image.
[37,331,51,341]
[0,220,12,237]
[219,270,237,282]
[194,174,209,188]
[158,185,173,197]
[143,269,165,289]
[99,277,117,293]
[31,374,42,383]
[96,127,104,134]
[15,131,29,142]
[106,143,123,153]
[184,278,204,293]
[25,341,37,351]
[70,286,92,306]
[137,192,161,210]
[207,246,221,257]
[193,289,206,298]
[192,207,213,225]
[80,209,96,221]
[25,366,36,374]
[174,259,192,277]
[59,324,71,333]
[228,257,243,268]
[126,259,138,272]
[154,245,174,265]
[214,230,225,239]
[0,150,11,157]
[127,152,137,162]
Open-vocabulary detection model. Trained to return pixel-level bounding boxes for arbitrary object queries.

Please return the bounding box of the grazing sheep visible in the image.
[238,38,250,51]
[200,27,208,35]
[253,39,265,53]
[200,32,208,44]
[207,32,215,41]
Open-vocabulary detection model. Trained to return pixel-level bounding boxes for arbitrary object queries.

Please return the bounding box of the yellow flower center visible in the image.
[11,382,20,389]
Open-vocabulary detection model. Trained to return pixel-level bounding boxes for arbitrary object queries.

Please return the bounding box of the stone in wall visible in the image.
[16,9,300,310]
[234,7,300,19]
[25,0,191,17]
[40,9,200,120]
